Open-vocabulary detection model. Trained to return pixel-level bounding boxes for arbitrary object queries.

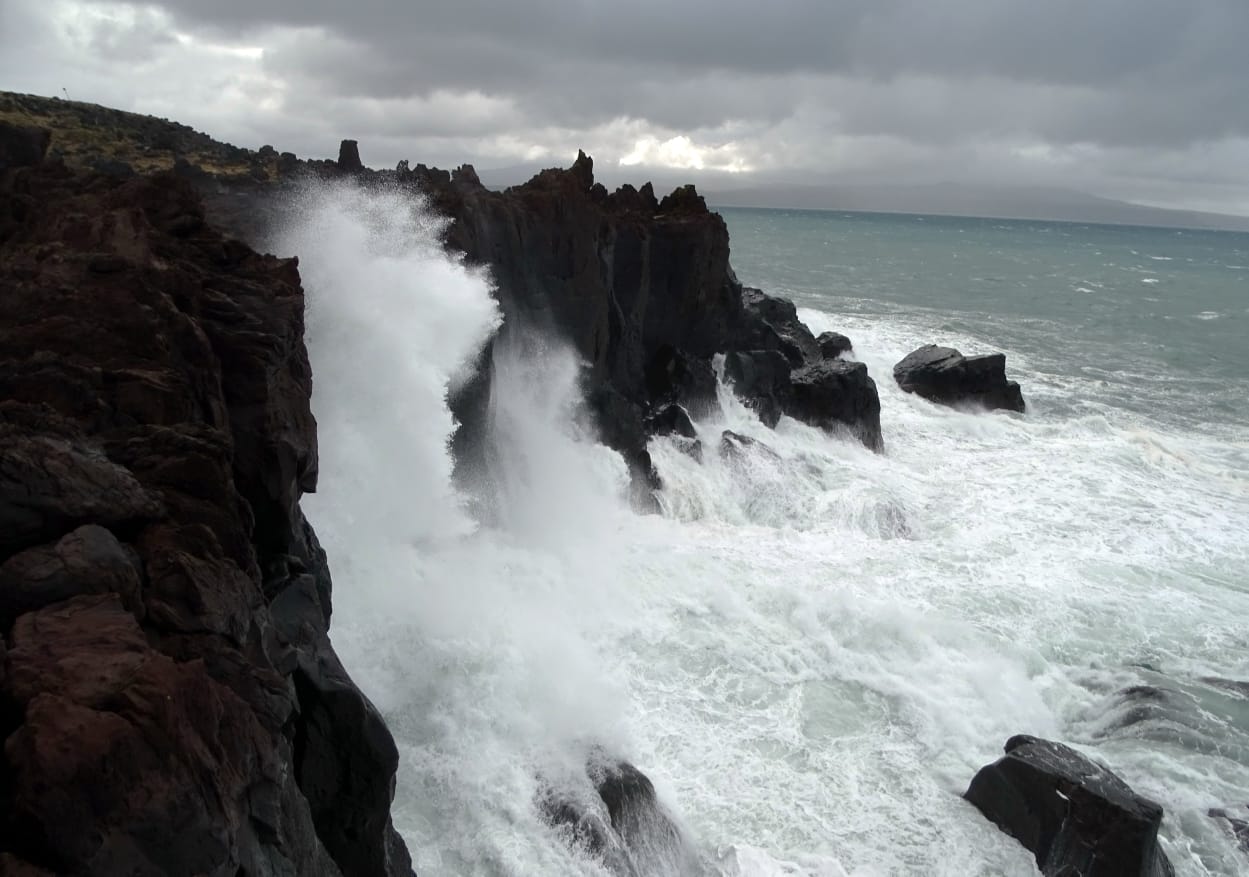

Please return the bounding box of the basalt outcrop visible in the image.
[0,127,410,876]
[407,153,884,487]
[965,735,1175,877]
[893,344,1026,412]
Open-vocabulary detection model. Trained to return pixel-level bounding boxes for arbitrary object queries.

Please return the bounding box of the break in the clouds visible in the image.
[2,0,1248,214]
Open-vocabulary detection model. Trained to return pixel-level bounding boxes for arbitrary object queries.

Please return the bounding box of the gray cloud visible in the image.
[2,0,1248,214]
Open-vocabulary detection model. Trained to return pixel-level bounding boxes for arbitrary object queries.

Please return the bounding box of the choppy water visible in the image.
[285,191,1249,876]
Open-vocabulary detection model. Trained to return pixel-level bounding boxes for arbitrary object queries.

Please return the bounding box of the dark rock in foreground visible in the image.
[894,344,1025,412]
[0,134,409,875]
[965,735,1174,877]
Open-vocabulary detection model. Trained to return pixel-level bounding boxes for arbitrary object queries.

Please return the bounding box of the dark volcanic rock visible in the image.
[786,359,883,451]
[645,346,718,418]
[186,145,885,468]
[0,524,143,628]
[740,286,819,366]
[719,430,779,463]
[0,149,409,875]
[965,735,1175,877]
[894,344,1025,412]
[817,331,853,359]
[647,403,697,440]
[337,139,363,172]
[723,350,792,427]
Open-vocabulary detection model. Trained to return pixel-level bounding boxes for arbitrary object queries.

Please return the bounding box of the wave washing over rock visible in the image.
[4,101,1249,877]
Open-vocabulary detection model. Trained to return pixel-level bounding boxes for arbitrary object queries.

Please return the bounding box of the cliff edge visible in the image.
[0,122,410,876]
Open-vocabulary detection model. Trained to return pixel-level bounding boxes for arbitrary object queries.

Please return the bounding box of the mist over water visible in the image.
[283,188,1249,876]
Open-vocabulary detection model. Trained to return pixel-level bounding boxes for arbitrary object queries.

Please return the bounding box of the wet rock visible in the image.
[1208,806,1249,854]
[588,386,662,511]
[1200,677,1249,699]
[645,346,717,418]
[541,757,692,877]
[646,403,697,440]
[894,344,1026,412]
[740,287,819,365]
[964,735,1175,877]
[719,430,780,463]
[430,156,743,482]
[1095,685,1190,735]
[723,350,792,427]
[816,330,853,359]
[786,359,883,451]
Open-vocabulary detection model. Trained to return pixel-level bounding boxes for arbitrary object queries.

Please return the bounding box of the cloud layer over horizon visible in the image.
[2,0,1248,214]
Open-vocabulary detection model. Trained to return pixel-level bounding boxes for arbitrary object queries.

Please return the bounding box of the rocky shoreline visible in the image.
[0,95,1188,877]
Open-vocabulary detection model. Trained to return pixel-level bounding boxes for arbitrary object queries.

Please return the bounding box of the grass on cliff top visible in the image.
[0,91,273,178]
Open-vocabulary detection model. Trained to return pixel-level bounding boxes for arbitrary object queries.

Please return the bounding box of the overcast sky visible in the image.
[2,0,1248,215]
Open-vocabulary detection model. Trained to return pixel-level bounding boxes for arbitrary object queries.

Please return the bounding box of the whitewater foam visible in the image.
[281,188,1249,876]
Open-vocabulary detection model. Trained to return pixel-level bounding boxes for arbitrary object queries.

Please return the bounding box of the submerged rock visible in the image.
[1208,806,1249,855]
[964,735,1175,877]
[893,344,1025,412]
[719,430,780,463]
[541,757,696,877]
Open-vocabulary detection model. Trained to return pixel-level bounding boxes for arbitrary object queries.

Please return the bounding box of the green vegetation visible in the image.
[0,90,275,178]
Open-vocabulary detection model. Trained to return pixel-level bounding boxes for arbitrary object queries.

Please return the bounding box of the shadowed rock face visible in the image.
[0,136,410,875]
[894,344,1025,412]
[965,735,1175,877]
[193,149,883,499]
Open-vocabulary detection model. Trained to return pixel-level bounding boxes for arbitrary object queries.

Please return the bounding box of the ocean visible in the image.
[285,189,1249,876]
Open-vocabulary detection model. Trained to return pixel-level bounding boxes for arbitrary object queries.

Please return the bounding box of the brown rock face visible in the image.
[0,140,410,874]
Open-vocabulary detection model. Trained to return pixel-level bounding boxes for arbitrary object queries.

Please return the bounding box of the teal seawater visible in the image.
[719,207,1249,434]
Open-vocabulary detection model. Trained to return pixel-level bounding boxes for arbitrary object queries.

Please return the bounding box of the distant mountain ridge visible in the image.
[702,180,1249,232]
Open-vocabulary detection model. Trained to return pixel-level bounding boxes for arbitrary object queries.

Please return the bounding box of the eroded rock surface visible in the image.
[0,135,410,875]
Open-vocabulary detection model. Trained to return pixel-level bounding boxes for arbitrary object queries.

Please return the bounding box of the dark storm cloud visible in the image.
[2,0,1248,213]
[100,0,1249,157]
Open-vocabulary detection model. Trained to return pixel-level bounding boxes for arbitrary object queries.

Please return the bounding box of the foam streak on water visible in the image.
[284,190,1249,876]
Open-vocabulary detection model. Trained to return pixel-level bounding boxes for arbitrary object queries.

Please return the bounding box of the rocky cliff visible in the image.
[0,123,410,876]
[0,93,885,874]
[322,151,881,498]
